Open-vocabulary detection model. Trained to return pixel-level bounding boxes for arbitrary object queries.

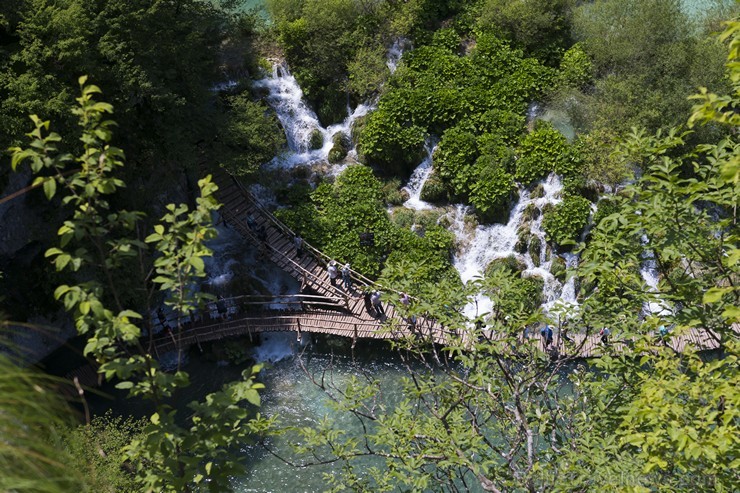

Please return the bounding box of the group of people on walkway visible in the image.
[327,260,353,291]
[538,323,612,350]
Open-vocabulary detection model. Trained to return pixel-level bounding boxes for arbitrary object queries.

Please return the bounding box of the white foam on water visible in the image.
[252,332,309,363]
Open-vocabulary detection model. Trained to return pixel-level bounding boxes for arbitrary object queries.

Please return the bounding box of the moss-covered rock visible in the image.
[550,255,567,283]
[383,178,407,206]
[521,203,540,223]
[328,132,351,163]
[420,172,448,203]
[528,236,542,266]
[392,208,415,229]
[515,229,531,254]
[486,255,526,276]
[309,129,324,150]
[415,210,444,230]
[530,183,545,199]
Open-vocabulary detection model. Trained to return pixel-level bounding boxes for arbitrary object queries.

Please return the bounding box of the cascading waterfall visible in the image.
[402,140,437,211]
[253,62,372,170]
[250,49,580,323]
[450,174,574,318]
[387,38,410,74]
[639,236,672,317]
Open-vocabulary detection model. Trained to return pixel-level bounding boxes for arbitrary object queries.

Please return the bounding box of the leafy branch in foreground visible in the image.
[9,77,270,492]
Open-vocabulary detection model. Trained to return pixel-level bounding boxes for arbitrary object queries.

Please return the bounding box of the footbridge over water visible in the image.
[145,168,735,358]
[63,169,737,389]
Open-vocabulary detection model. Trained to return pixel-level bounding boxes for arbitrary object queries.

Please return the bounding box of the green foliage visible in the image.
[61,412,144,492]
[217,94,285,177]
[542,194,591,247]
[357,30,553,181]
[0,0,241,171]
[563,0,733,134]
[477,0,575,65]
[433,125,479,198]
[576,127,633,188]
[346,43,391,99]
[357,107,427,174]
[269,0,382,123]
[468,154,515,220]
[515,121,571,184]
[9,80,269,492]
[275,19,740,493]
[591,195,621,230]
[556,42,593,89]
[278,164,458,285]
[0,353,89,493]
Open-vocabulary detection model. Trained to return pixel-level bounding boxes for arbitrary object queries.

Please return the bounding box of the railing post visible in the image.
[195,332,203,353]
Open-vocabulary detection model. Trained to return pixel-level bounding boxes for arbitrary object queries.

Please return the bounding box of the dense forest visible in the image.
[0,0,738,492]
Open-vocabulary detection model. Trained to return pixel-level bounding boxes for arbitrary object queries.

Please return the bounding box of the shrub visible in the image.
[515,121,569,184]
[542,194,592,248]
[468,154,515,222]
[420,171,449,203]
[357,107,426,175]
[434,125,479,197]
[557,43,593,89]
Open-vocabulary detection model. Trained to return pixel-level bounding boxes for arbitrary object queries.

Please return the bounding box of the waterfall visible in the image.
[402,140,437,210]
[639,237,672,317]
[451,174,577,318]
[387,38,410,74]
[253,62,374,171]
[253,63,322,155]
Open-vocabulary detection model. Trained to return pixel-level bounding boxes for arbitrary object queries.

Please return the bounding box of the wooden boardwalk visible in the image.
[62,170,738,389]
[210,168,444,340]
[202,169,738,358]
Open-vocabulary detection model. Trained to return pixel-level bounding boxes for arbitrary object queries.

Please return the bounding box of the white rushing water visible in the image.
[387,38,410,74]
[450,174,576,318]
[402,140,437,210]
[253,62,372,171]
[639,236,673,317]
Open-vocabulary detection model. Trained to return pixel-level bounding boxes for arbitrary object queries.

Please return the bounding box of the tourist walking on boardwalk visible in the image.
[400,292,410,307]
[328,261,339,286]
[540,324,553,348]
[342,263,352,290]
[371,290,385,317]
[600,327,611,344]
[294,234,303,258]
[217,295,228,321]
[400,293,416,326]
[246,214,257,231]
